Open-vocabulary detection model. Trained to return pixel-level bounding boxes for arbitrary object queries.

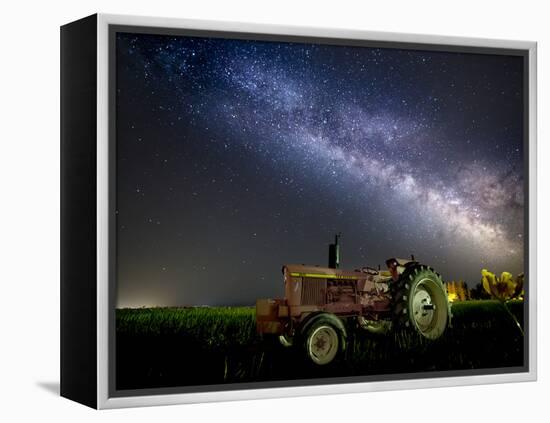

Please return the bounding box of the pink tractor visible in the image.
[256,235,451,365]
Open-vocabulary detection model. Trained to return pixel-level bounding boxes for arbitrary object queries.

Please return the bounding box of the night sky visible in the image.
[115,32,525,308]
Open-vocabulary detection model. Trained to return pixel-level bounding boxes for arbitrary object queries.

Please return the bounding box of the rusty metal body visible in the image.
[256,261,409,336]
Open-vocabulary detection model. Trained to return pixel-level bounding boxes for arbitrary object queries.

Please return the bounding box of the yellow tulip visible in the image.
[481,269,523,302]
[480,269,525,336]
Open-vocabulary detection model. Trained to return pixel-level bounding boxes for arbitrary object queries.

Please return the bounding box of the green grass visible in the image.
[116,300,525,390]
[116,306,257,346]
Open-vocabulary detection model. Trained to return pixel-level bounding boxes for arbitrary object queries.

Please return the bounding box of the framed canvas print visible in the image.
[60,13,537,409]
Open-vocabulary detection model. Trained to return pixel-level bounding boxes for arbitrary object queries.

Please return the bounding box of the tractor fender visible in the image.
[297,312,347,352]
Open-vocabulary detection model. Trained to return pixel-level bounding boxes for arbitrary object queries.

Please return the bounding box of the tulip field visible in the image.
[116,300,525,390]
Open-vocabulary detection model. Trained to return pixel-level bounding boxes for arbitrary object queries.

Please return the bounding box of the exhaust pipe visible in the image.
[328,233,340,269]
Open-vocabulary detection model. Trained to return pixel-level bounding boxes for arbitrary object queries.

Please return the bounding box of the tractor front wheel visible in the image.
[301,314,346,365]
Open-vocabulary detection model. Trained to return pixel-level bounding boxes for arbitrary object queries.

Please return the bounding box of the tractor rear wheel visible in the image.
[392,265,450,339]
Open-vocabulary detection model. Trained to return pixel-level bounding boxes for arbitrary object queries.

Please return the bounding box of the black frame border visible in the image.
[60,13,98,409]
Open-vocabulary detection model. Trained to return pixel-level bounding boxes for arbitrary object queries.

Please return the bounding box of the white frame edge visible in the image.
[96,13,537,409]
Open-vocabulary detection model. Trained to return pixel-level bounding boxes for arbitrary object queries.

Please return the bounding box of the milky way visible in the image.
[115,32,525,307]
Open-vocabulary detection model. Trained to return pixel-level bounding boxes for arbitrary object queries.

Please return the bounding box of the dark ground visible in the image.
[115,300,525,391]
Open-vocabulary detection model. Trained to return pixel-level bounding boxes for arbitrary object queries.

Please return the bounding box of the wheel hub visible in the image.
[412,286,435,330]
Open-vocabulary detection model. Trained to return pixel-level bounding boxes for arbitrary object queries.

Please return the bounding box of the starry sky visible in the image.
[115,31,525,308]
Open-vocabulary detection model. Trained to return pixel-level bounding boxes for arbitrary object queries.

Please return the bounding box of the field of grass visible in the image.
[116,300,525,390]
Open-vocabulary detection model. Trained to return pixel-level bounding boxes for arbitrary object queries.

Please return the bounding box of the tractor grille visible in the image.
[301,278,326,305]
